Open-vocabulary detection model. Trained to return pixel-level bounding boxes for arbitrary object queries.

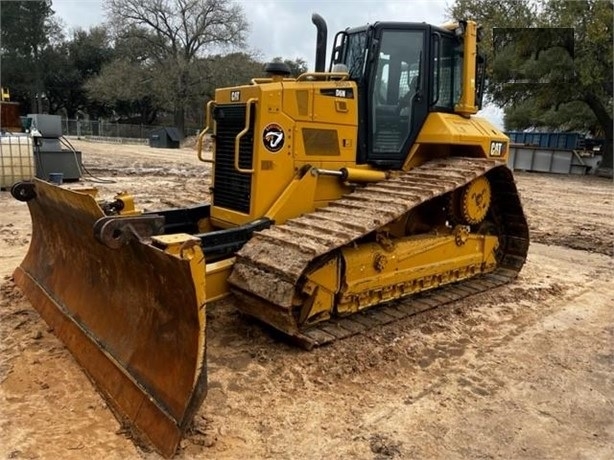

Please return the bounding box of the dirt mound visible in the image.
[182,135,197,149]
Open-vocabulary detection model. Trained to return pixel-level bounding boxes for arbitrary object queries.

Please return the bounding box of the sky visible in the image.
[50,0,503,127]
[51,0,449,65]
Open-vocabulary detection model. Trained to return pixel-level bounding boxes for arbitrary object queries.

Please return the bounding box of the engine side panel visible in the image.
[403,112,510,170]
[211,79,368,227]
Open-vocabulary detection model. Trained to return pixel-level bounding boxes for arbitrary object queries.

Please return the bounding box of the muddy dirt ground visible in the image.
[1,139,613,459]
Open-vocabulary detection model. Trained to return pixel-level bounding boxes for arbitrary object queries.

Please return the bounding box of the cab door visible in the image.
[367,27,429,167]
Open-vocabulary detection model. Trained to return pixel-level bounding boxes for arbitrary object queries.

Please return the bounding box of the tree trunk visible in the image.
[29,90,38,113]
[173,67,189,137]
[174,106,185,137]
[583,92,613,176]
[600,142,613,172]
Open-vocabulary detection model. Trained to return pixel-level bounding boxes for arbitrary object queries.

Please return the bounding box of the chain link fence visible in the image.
[61,119,202,141]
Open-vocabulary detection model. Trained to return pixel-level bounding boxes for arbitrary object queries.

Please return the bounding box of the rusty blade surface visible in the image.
[13,179,207,457]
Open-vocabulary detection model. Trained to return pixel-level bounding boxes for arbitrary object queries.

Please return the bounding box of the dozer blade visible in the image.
[11,179,207,457]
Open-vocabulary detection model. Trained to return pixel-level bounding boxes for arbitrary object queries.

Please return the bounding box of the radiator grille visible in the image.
[212,103,254,214]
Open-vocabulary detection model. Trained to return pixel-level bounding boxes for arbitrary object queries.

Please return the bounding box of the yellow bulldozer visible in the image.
[11,14,528,457]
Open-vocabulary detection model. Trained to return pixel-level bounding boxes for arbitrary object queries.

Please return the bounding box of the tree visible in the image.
[271,57,309,77]
[44,26,115,119]
[84,57,160,123]
[201,52,263,98]
[84,28,163,123]
[0,0,62,113]
[105,0,248,135]
[449,0,613,171]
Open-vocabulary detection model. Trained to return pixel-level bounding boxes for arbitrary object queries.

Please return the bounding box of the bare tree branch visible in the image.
[105,0,247,133]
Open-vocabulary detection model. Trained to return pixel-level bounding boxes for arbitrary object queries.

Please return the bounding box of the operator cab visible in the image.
[329,22,484,168]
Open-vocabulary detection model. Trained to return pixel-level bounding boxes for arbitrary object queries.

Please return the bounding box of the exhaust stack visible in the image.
[311,13,327,72]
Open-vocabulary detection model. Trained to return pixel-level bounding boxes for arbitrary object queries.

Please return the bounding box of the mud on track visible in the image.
[1,139,613,459]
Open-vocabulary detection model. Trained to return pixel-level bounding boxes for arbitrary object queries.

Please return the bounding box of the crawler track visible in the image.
[229,157,529,348]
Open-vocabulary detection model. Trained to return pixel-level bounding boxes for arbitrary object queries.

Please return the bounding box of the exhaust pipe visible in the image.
[311,13,327,72]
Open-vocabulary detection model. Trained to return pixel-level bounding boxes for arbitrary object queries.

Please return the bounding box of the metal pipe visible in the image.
[314,167,387,182]
[311,13,328,72]
[341,167,387,182]
[313,168,343,177]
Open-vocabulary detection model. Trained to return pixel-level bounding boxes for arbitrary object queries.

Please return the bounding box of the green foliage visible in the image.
[0,0,313,131]
[0,0,62,112]
[44,27,115,118]
[0,0,60,57]
[450,0,613,171]
[203,53,264,95]
[271,57,309,77]
[103,0,249,133]
[448,0,613,138]
[504,100,598,132]
[84,57,159,123]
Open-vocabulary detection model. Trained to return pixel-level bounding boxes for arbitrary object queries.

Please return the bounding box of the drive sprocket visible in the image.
[461,176,491,225]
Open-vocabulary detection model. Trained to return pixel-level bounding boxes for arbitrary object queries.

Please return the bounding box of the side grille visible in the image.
[212,103,255,214]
